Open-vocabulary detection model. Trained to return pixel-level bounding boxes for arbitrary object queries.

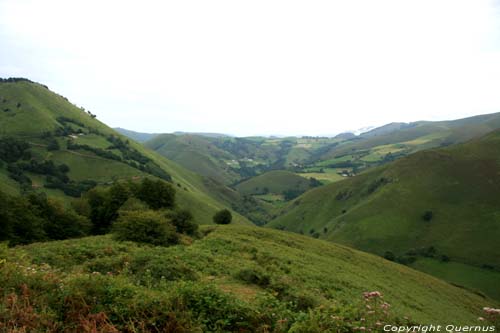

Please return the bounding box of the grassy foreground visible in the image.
[1,226,497,332]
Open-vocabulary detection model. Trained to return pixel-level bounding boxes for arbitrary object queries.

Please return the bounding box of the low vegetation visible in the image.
[1,226,497,332]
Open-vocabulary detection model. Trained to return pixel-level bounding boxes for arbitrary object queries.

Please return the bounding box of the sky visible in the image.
[1,0,500,136]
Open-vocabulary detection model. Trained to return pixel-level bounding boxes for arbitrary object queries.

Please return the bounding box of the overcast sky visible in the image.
[1,0,500,136]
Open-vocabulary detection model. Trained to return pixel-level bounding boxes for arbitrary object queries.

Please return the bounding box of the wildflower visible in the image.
[478,317,485,321]
[363,291,382,299]
[381,302,390,310]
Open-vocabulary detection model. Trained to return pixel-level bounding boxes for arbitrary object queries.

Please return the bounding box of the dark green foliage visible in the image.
[135,178,176,210]
[0,192,45,245]
[335,190,351,201]
[26,192,91,240]
[86,183,130,234]
[0,77,34,83]
[45,178,96,197]
[112,210,178,246]
[142,163,172,181]
[384,251,396,261]
[47,139,59,151]
[166,209,198,235]
[309,177,322,187]
[7,163,32,189]
[440,255,450,262]
[422,210,433,221]
[396,255,417,265]
[213,209,232,225]
[0,137,30,163]
[56,116,85,128]
[19,159,69,182]
[0,191,90,246]
[67,141,122,161]
[236,268,271,287]
[83,179,180,234]
[364,177,390,195]
[283,188,304,200]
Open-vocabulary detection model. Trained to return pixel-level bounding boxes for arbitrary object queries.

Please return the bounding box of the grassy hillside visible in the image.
[0,79,250,225]
[235,170,318,197]
[1,225,496,331]
[316,112,500,165]
[145,133,240,185]
[269,130,500,300]
[114,127,158,142]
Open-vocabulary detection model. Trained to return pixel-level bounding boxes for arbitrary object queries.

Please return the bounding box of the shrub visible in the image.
[213,209,232,225]
[384,251,396,261]
[47,139,60,151]
[135,178,175,210]
[166,209,198,235]
[236,268,271,287]
[440,255,450,262]
[112,210,178,246]
[422,211,433,221]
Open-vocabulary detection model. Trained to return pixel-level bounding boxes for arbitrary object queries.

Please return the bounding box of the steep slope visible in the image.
[269,130,500,299]
[2,225,496,329]
[145,133,240,184]
[0,79,250,225]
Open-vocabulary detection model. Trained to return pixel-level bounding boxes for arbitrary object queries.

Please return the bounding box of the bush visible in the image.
[85,183,130,234]
[422,211,433,221]
[135,178,175,210]
[47,139,60,151]
[236,268,271,287]
[213,209,232,225]
[27,193,91,240]
[112,210,178,246]
[166,209,198,235]
[384,251,396,261]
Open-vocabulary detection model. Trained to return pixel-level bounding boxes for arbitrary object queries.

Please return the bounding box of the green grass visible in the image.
[296,170,345,184]
[269,130,500,300]
[1,225,496,330]
[410,258,500,301]
[235,170,314,196]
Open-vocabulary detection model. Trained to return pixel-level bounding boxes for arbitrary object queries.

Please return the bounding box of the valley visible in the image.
[1,78,499,331]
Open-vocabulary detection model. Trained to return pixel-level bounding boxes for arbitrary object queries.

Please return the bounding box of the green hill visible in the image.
[235,170,319,197]
[145,133,241,185]
[114,127,158,143]
[1,225,496,331]
[269,130,500,300]
[0,79,250,225]
[314,112,500,166]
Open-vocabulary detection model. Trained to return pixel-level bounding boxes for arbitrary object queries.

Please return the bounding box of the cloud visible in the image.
[1,0,499,135]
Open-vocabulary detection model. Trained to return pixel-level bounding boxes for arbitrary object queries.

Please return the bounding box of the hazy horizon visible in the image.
[1,0,500,136]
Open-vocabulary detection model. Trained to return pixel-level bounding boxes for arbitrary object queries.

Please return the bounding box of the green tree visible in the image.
[27,193,91,239]
[113,210,178,246]
[47,139,60,151]
[85,182,130,234]
[135,178,175,210]
[213,209,232,225]
[167,209,198,235]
